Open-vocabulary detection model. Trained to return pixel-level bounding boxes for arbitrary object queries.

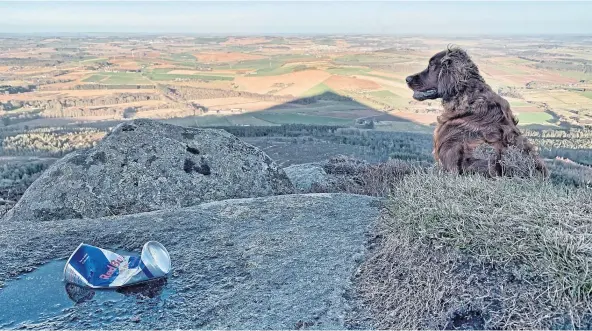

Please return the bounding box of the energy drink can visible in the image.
[63,241,171,289]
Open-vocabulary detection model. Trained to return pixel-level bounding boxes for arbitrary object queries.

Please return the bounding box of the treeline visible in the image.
[1,109,43,126]
[0,128,106,157]
[0,160,54,202]
[214,123,592,185]
[71,84,156,90]
[524,127,592,165]
[0,58,61,66]
[165,85,295,102]
[1,93,160,113]
[524,127,592,139]
[211,124,345,137]
[0,85,36,95]
[35,79,76,88]
[210,124,433,162]
[43,103,172,119]
[213,124,592,165]
[165,85,353,104]
[531,61,592,73]
[4,69,72,82]
[324,127,433,162]
[47,93,160,110]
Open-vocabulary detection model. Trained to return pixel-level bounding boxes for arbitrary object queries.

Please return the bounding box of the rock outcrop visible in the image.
[3,119,294,222]
[283,163,330,193]
[0,193,381,329]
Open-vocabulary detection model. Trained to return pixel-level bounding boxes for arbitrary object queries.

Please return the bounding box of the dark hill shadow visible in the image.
[63,90,433,134]
[258,91,415,124]
[162,90,433,132]
[168,90,436,166]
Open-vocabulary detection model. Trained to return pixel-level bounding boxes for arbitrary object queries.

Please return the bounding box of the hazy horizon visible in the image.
[1,1,591,36]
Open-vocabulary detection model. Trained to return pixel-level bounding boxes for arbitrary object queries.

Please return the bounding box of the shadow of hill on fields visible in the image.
[177,91,436,166]
[233,90,425,127]
[159,90,431,130]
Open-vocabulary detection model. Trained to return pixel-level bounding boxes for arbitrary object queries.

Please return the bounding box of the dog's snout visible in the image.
[405,76,413,84]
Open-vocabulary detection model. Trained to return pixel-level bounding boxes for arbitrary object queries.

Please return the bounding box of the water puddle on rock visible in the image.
[0,254,174,328]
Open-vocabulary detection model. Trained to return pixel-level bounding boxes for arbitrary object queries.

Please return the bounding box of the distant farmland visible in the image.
[82,72,152,85]
[0,34,590,131]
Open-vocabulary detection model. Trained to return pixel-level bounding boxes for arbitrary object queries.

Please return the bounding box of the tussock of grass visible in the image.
[547,159,592,188]
[353,169,592,329]
[312,155,428,197]
[472,144,548,179]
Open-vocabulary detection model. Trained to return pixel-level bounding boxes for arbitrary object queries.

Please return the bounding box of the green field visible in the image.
[270,54,316,61]
[516,111,554,124]
[579,91,592,100]
[144,68,233,81]
[225,114,276,126]
[189,116,232,126]
[268,37,287,45]
[82,72,152,85]
[302,83,334,97]
[368,90,406,107]
[213,55,316,76]
[252,112,353,125]
[79,57,108,63]
[102,73,152,84]
[559,71,592,80]
[163,111,353,127]
[155,68,234,77]
[248,64,311,77]
[146,72,233,81]
[82,75,107,83]
[248,65,299,77]
[293,102,366,114]
[334,54,400,65]
[327,67,371,75]
[169,53,197,62]
[213,58,271,69]
[315,38,336,46]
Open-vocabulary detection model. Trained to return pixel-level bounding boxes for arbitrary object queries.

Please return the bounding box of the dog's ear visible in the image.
[438,47,475,100]
[437,52,460,100]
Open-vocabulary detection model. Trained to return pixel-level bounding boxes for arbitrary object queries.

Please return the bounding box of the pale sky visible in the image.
[1,1,591,35]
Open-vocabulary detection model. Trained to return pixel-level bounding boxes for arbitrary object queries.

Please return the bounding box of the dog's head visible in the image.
[405,46,480,101]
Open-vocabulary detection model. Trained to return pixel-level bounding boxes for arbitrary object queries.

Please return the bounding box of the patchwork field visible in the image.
[0,35,590,131]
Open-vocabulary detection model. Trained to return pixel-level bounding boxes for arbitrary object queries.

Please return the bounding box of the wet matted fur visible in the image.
[406,46,548,177]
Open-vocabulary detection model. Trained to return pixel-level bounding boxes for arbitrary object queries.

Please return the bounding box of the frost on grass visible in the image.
[352,169,592,329]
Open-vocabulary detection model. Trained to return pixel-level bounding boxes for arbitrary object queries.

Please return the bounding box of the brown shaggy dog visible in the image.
[405,46,548,177]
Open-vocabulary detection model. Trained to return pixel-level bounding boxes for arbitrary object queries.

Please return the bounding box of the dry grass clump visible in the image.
[472,144,547,179]
[312,155,429,197]
[547,159,592,188]
[322,155,372,176]
[352,169,592,329]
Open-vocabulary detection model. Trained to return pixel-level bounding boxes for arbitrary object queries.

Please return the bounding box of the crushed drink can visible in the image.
[63,241,171,289]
